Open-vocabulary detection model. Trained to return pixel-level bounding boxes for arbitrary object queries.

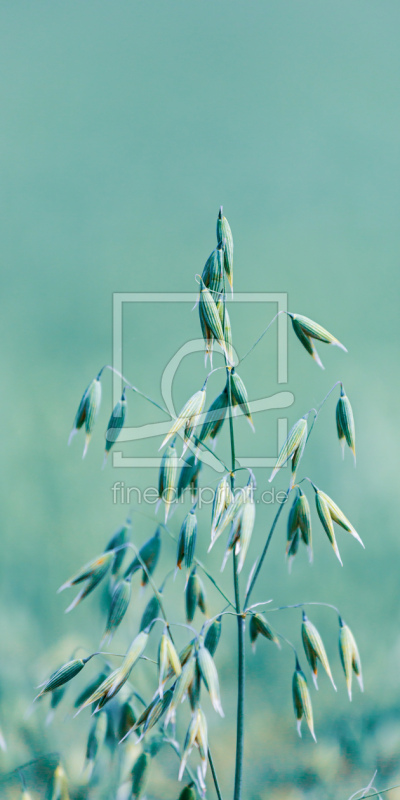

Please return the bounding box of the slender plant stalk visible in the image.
[208,747,224,800]
[226,363,245,800]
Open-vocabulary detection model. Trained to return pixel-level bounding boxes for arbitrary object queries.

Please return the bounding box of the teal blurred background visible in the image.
[1,2,400,798]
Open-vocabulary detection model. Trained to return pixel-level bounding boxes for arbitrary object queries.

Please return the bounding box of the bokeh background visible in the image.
[1,2,399,798]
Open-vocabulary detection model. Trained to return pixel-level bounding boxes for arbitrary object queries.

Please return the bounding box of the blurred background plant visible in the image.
[1,2,400,799]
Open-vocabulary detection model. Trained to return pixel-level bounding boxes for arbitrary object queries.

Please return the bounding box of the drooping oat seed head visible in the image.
[292,660,316,742]
[158,631,182,697]
[199,388,229,444]
[140,592,161,632]
[313,484,364,564]
[287,490,312,565]
[301,611,336,691]
[210,483,250,549]
[177,452,202,501]
[130,689,174,742]
[160,386,207,452]
[210,476,233,544]
[199,280,233,365]
[230,370,255,431]
[201,245,224,297]
[165,655,196,727]
[158,439,178,521]
[336,384,356,464]
[105,518,131,575]
[269,416,307,488]
[218,302,234,365]
[73,670,109,709]
[103,388,127,466]
[216,206,233,293]
[197,642,224,717]
[176,507,197,574]
[179,707,208,782]
[77,631,148,714]
[124,528,161,585]
[249,613,280,653]
[338,617,363,700]
[185,568,207,622]
[289,313,347,370]
[204,616,222,657]
[68,373,102,459]
[35,657,92,701]
[101,577,132,646]
[57,550,114,613]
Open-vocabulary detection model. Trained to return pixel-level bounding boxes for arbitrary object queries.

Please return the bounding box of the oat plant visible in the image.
[30,207,367,800]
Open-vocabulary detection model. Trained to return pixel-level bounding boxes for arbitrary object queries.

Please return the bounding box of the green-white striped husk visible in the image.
[249,613,280,652]
[289,313,347,370]
[199,388,229,443]
[210,476,233,543]
[165,655,196,726]
[216,207,233,292]
[73,671,109,709]
[58,551,114,592]
[287,490,312,563]
[105,518,131,575]
[301,612,336,690]
[140,592,161,632]
[230,371,254,431]
[85,711,107,774]
[220,491,256,573]
[315,486,364,563]
[176,508,197,571]
[68,374,102,459]
[201,246,224,297]
[315,489,342,565]
[292,661,316,741]
[338,617,363,700]
[51,764,69,800]
[104,388,127,460]
[179,785,197,800]
[199,280,232,364]
[78,631,149,713]
[336,385,356,462]
[160,389,206,451]
[197,643,224,716]
[185,568,206,622]
[36,658,88,699]
[158,439,178,522]
[124,528,161,583]
[177,453,202,500]
[101,577,132,645]
[210,484,250,549]
[131,752,150,799]
[204,616,222,657]
[58,551,114,613]
[158,632,182,696]
[218,302,234,364]
[118,701,137,741]
[269,417,307,488]
[179,706,208,782]
[128,689,174,742]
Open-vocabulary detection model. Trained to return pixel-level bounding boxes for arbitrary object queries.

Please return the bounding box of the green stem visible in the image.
[226,365,245,800]
[208,747,224,800]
